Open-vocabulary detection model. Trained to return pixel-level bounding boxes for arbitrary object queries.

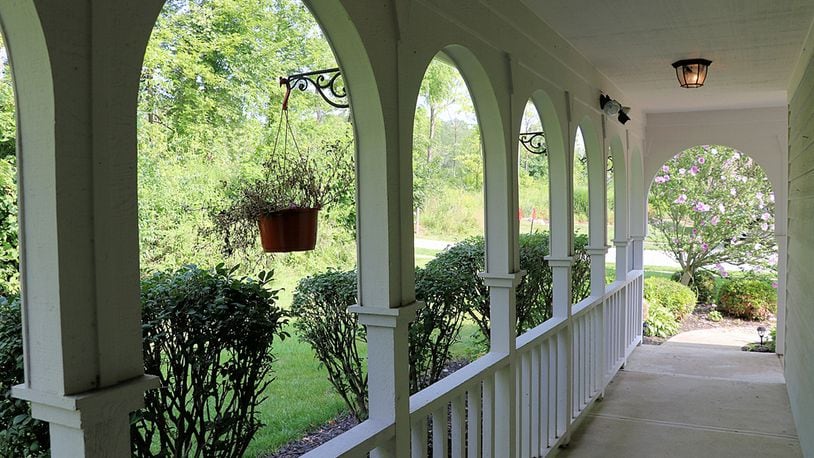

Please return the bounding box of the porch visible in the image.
[1,0,813,457]
[563,336,799,457]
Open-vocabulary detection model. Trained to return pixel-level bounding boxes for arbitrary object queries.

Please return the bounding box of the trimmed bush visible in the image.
[644,277,696,321]
[671,269,718,304]
[132,264,288,458]
[717,278,777,320]
[644,301,680,338]
[291,270,367,420]
[0,296,48,456]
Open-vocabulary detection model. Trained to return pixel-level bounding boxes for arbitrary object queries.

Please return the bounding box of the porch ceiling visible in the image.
[522,0,814,113]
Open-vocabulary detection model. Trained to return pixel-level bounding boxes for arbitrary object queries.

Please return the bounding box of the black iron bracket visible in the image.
[519,132,547,155]
[280,67,349,110]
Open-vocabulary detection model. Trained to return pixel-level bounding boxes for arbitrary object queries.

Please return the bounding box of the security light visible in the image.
[672,59,712,88]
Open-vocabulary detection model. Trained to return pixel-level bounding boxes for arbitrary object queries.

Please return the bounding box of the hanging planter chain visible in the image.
[280,67,349,110]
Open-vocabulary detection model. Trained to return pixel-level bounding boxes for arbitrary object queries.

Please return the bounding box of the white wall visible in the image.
[786,21,814,456]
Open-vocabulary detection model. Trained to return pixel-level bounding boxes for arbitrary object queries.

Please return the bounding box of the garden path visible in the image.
[560,329,800,457]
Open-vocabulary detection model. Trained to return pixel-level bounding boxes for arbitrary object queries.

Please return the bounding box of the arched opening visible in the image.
[135,1,380,455]
[518,100,549,235]
[645,145,778,349]
[572,126,591,302]
[0,32,16,295]
[412,54,483,257]
[410,51,486,389]
[607,136,627,284]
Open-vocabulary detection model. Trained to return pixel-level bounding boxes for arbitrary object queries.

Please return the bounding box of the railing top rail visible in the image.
[516,315,568,351]
[300,420,394,458]
[410,351,508,418]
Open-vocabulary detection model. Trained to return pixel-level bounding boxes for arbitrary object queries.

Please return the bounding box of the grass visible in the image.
[245,323,358,457]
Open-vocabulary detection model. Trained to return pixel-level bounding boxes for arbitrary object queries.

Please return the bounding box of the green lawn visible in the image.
[245,323,357,457]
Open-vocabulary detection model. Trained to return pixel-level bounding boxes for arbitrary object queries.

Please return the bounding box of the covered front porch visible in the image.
[1,0,812,457]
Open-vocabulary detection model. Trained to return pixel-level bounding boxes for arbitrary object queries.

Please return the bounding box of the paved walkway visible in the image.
[560,331,801,457]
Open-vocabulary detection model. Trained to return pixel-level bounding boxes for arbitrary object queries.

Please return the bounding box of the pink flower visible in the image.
[693,201,711,212]
[733,151,741,159]
[697,156,706,164]
[654,176,665,184]
[711,148,718,155]
[769,254,778,264]
[702,145,710,150]
[690,165,700,176]
[702,243,709,251]
[662,165,670,173]
[718,203,726,213]
[711,215,720,225]
[772,282,778,289]
[770,193,775,203]
[674,194,687,204]
[761,212,770,221]
[730,188,737,196]
[679,168,686,175]
[761,222,769,231]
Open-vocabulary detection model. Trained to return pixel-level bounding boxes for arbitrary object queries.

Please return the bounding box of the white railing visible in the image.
[305,270,644,457]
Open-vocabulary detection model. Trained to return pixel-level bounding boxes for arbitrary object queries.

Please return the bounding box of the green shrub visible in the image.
[717,278,777,320]
[291,270,367,420]
[644,277,696,321]
[768,327,777,352]
[0,296,48,456]
[707,310,723,322]
[644,301,680,338]
[446,233,591,338]
[292,232,594,420]
[671,269,718,304]
[132,264,288,458]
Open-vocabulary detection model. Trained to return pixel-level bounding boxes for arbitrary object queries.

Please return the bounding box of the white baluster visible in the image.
[412,415,429,458]
[432,406,448,458]
[467,383,482,458]
[451,395,466,458]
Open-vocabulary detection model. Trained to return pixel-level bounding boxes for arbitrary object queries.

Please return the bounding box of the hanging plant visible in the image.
[210,108,353,254]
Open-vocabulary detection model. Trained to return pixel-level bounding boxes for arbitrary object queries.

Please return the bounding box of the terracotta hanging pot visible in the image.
[258,207,319,252]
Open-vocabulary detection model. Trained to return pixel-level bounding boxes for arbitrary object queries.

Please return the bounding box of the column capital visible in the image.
[629,235,645,241]
[13,375,159,429]
[348,301,420,328]
[613,238,630,248]
[544,255,573,267]
[478,271,526,288]
[586,245,611,256]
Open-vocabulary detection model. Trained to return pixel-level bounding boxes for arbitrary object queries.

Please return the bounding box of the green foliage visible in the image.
[644,277,696,321]
[671,269,718,304]
[290,270,367,420]
[0,36,14,162]
[768,327,777,352]
[649,145,776,282]
[209,138,354,255]
[0,157,18,295]
[707,310,723,322]
[291,262,469,420]
[644,301,680,338]
[132,264,288,458]
[0,296,48,457]
[412,264,470,393]
[138,0,354,273]
[717,278,777,320]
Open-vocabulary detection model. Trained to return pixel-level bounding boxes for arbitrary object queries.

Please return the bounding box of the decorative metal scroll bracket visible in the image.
[576,154,614,174]
[280,67,349,110]
[519,132,547,155]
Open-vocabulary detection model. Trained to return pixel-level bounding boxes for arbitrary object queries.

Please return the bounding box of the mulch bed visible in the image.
[643,303,775,347]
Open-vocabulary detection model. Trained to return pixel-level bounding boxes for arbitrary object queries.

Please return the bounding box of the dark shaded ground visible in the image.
[265,359,471,457]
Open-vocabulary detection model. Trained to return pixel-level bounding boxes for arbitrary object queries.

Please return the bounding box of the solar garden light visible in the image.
[757,326,767,345]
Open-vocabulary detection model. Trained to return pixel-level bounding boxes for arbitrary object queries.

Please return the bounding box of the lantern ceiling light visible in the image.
[672,58,712,88]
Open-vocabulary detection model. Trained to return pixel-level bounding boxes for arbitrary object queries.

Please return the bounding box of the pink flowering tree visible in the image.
[648,145,776,285]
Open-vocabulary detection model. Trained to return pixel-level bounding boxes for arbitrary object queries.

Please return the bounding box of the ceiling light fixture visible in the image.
[672,58,712,88]
[600,94,631,125]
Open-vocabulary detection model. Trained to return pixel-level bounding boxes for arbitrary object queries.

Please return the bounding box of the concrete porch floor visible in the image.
[559,333,801,457]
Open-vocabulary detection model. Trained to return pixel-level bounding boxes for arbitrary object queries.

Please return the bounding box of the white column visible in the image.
[479,271,524,457]
[614,239,630,281]
[8,2,160,455]
[586,246,610,297]
[630,235,645,271]
[349,304,418,458]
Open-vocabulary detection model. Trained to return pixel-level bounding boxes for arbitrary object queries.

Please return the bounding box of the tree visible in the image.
[648,145,776,284]
[0,35,18,295]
